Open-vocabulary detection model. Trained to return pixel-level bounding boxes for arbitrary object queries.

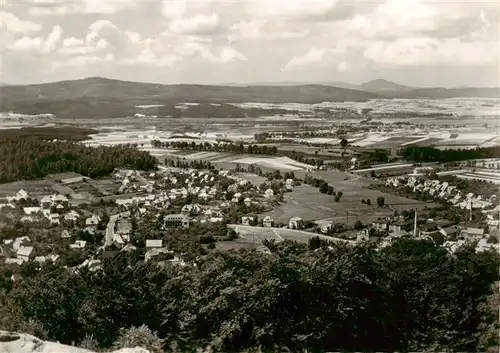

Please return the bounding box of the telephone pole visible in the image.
[413,208,418,238]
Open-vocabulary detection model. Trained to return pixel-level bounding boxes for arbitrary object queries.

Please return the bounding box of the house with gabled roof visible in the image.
[13,236,30,251]
[17,246,34,262]
[289,217,303,230]
[263,216,274,228]
[265,188,274,199]
[70,240,87,249]
[86,215,100,226]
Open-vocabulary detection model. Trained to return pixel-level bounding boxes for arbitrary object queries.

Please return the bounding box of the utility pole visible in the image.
[413,208,418,238]
[346,211,349,224]
[470,199,473,222]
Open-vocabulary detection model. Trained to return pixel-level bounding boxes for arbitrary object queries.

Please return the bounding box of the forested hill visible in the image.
[0,128,157,182]
[2,77,498,119]
[1,77,379,105]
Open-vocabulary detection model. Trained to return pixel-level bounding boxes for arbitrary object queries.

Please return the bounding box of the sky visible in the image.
[0,0,499,87]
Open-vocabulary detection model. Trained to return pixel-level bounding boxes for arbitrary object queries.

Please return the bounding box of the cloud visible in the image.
[245,0,339,20]
[230,20,310,40]
[338,0,481,39]
[119,50,180,68]
[363,37,497,67]
[337,61,348,72]
[8,36,43,52]
[7,25,62,54]
[29,0,137,16]
[42,24,63,53]
[49,53,115,71]
[0,11,42,33]
[2,0,498,86]
[169,13,221,35]
[161,0,188,20]
[283,47,328,71]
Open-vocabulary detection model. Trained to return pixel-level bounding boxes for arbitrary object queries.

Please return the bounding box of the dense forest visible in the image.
[0,129,158,182]
[402,146,500,163]
[0,239,498,352]
[0,127,96,142]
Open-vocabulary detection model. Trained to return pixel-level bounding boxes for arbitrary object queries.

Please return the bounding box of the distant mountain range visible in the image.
[219,78,497,96]
[0,77,498,119]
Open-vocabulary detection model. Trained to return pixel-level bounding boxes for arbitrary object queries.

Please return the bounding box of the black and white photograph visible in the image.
[0,0,499,352]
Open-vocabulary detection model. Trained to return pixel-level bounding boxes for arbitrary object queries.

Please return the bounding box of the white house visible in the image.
[13,236,30,251]
[320,223,332,234]
[64,210,80,221]
[70,240,87,249]
[17,246,34,262]
[443,240,467,254]
[289,217,303,230]
[86,215,100,226]
[232,192,242,203]
[264,188,274,199]
[241,216,252,226]
[23,207,41,215]
[263,216,274,228]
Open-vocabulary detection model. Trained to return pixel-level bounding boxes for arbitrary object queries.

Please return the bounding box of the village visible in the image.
[0,166,303,271]
[0,153,498,274]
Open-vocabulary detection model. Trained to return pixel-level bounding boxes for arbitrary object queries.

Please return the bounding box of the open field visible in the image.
[0,180,56,198]
[218,224,356,251]
[168,150,315,172]
[234,173,267,185]
[261,171,436,225]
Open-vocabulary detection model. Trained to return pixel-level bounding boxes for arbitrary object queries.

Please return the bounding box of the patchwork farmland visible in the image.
[166,150,315,173]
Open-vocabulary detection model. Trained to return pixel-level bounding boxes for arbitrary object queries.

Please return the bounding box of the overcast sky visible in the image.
[1,0,499,86]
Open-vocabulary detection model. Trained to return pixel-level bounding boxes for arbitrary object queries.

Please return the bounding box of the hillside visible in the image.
[360,79,413,92]
[401,87,500,98]
[1,77,498,119]
[0,77,380,118]
[1,77,378,104]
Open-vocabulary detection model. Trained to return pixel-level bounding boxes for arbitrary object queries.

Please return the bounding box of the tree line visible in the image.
[0,127,96,142]
[402,146,500,163]
[0,137,158,182]
[0,239,498,352]
[151,140,279,156]
[304,175,343,201]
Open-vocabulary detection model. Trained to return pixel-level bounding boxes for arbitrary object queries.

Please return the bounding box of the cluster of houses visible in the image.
[362,212,499,254]
[0,166,291,269]
[386,176,497,210]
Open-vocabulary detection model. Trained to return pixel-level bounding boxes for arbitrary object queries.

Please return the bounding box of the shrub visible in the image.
[112,325,163,353]
[79,334,99,351]
[487,235,499,244]
[366,199,371,205]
